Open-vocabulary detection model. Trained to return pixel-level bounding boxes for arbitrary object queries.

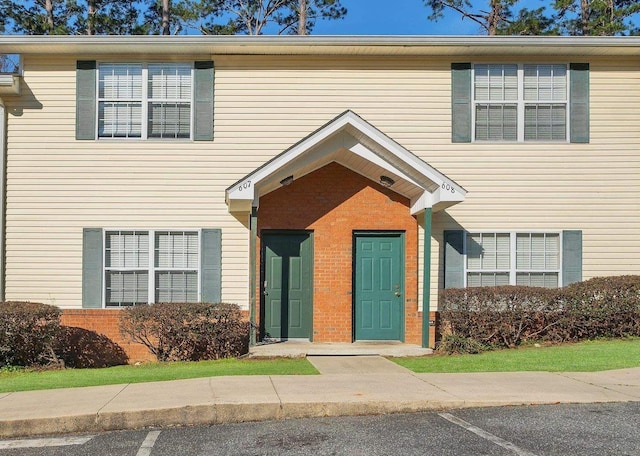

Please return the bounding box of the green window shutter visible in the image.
[193,61,214,141]
[444,230,465,288]
[570,63,589,144]
[562,230,582,286]
[201,228,222,302]
[76,60,97,140]
[451,63,472,143]
[82,228,103,308]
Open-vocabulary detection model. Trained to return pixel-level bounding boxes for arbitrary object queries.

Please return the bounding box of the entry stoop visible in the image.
[248,341,433,358]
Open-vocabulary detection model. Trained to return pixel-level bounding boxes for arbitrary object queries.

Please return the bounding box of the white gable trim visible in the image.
[225,110,466,215]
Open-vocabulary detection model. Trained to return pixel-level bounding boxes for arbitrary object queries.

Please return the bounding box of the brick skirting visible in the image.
[60,309,153,363]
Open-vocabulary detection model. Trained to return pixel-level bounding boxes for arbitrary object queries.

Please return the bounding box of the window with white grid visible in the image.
[515,233,560,287]
[466,232,561,288]
[154,231,199,302]
[466,232,511,287]
[105,231,149,306]
[473,64,568,142]
[98,63,192,140]
[104,230,199,307]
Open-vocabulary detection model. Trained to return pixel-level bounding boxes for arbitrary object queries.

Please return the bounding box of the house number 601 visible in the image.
[441,183,455,193]
[238,181,251,192]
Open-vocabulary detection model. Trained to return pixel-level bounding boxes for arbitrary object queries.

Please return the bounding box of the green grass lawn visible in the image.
[2,339,638,393]
[392,338,640,373]
[0,357,318,393]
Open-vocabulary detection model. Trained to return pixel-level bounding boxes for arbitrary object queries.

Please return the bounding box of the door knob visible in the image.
[395,292,401,297]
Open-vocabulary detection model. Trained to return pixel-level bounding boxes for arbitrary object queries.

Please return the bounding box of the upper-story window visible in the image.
[98,63,192,140]
[451,62,588,144]
[76,60,214,142]
[473,64,568,142]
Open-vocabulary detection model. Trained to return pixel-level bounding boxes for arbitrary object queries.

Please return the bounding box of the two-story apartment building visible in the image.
[0,36,638,356]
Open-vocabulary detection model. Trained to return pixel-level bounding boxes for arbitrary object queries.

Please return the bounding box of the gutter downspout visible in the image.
[0,99,6,302]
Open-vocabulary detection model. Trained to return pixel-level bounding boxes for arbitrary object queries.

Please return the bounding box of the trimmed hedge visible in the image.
[0,301,61,367]
[560,275,640,340]
[439,275,640,352]
[119,302,249,362]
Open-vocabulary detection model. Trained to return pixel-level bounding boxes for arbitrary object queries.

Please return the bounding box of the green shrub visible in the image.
[439,275,640,349]
[439,286,560,348]
[119,302,249,362]
[437,334,488,355]
[0,301,61,367]
[559,275,640,340]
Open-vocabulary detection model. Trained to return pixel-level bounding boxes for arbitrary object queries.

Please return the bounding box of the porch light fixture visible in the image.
[280,175,294,186]
[379,175,395,188]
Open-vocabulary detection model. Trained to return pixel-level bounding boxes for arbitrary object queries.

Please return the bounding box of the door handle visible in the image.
[395,292,401,297]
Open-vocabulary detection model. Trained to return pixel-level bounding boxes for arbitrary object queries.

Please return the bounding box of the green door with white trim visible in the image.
[262,233,313,340]
[354,233,404,341]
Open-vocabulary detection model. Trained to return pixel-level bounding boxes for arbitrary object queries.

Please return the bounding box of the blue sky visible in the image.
[310,0,490,35]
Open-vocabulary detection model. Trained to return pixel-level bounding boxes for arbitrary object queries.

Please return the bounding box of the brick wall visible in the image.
[61,309,154,363]
[258,162,427,345]
[60,308,253,364]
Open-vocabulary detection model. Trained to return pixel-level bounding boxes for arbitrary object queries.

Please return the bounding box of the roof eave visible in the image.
[1,35,640,57]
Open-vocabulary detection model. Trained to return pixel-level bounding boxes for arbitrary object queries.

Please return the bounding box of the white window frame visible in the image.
[96,62,194,140]
[103,229,201,307]
[472,63,570,143]
[464,231,563,288]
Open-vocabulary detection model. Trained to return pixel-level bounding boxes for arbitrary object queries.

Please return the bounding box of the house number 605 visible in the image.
[441,183,455,194]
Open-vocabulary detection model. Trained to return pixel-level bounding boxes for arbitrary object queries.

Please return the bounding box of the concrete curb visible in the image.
[4,397,637,439]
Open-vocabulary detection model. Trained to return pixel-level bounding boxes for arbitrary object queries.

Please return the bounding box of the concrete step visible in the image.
[248,341,433,358]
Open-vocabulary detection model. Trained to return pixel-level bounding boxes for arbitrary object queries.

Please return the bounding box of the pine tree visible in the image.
[423,0,518,35]
[195,0,346,35]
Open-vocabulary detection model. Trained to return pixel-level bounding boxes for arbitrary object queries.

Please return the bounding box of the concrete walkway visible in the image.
[0,358,639,439]
[249,341,433,358]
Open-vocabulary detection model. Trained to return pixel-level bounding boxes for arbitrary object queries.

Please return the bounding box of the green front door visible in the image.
[262,233,313,340]
[354,233,404,341]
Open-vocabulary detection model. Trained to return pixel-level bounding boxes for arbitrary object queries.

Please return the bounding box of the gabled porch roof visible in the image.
[225,110,466,215]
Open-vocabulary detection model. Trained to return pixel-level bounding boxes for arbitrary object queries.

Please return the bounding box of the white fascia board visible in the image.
[226,112,353,204]
[350,116,466,197]
[410,186,465,215]
[225,110,467,214]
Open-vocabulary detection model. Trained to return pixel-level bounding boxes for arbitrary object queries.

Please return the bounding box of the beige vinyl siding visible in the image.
[3,54,639,311]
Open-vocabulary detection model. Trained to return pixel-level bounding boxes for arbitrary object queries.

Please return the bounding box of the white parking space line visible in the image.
[0,435,94,450]
[136,430,161,456]
[439,412,538,456]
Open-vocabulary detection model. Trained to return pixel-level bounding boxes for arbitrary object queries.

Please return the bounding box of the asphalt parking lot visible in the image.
[1,402,638,456]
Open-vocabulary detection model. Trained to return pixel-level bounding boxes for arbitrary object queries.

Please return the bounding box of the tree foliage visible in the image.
[194,0,347,35]
[140,0,199,35]
[0,0,81,35]
[424,0,640,35]
[553,0,640,35]
[424,0,520,35]
[77,0,147,35]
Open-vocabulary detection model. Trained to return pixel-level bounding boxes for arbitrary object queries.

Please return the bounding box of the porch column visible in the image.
[422,208,432,348]
[249,207,258,346]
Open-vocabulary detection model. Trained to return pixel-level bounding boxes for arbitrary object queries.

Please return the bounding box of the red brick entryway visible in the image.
[256,162,423,344]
